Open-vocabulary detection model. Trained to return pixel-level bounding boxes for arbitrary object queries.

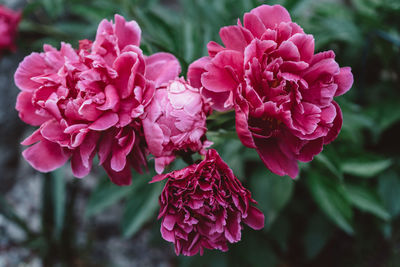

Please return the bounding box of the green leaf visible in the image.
[344,184,390,221]
[40,0,65,19]
[341,159,392,178]
[85,178,132,217]
[315,153,343,180]
[366,100,400,140]
[303,213,334,260]
[52,168,66,239]
[121,180,163,238]
[378,171,400,217]
[230,228,277,267]
[306,171,354,234]
[179,250,228,267]
[250,169,294,229]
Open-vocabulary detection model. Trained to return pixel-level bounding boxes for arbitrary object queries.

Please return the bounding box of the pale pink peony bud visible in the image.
[143,78,211,174]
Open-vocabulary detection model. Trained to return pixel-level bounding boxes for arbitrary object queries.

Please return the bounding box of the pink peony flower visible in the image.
[143,78,211,174]
[14,15,180,185]
[188,5,353,178]
[151,149,264,256]
[0,5,20,53]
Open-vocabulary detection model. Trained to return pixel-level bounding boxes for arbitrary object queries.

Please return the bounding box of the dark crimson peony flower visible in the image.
[151,149,264,256]
[188,5,353,178]
[142,78,212,174]
[15,15,180,185]
[0,5,20,53]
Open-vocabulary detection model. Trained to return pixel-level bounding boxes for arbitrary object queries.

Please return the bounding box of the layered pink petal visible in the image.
[250,5,292,29]
[255,138,298,178]
[115,14,141,48]
[145,52,181,87]
[16,91,49,126]
[334,67,353,96]
[22,140,69,172]
[154,149,264,256]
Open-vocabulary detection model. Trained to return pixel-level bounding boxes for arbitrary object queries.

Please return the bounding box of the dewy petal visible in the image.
[22,140,69,172]
[145,53,181,87]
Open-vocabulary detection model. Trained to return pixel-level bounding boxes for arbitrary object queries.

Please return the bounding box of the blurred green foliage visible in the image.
[2,0,400,266]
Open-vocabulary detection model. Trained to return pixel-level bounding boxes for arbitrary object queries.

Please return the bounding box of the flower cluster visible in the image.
[188,5,353,178]
[0,5,20,54]
[151,149,264,256]
[14,4,353,256]
[15,15,181,185]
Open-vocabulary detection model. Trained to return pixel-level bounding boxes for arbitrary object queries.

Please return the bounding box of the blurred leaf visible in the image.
[216,139,247,178]
[40,0,65,19]
[230,228,277,267]
[341,107,374,144]
[121,180,163,238]
[52,168,66,239]
[313,17,362,49]
[341,159,392,178]
[179,250,228,267]
[250,169,294,229]
[306,171,354,234]
[69,3,117,22]
[366,100,400,139]
[344,184,390,221]
[378,171,400,217]
[85,179,132,217]
[303,213,334,260]
[268,213,291,253]
[315,153,343,180]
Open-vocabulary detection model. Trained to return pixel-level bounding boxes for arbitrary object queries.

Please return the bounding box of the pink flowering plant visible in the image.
[188,5,353,178]
[9,0,399,265]
[0,5,20,54]
[14,3,353,256]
